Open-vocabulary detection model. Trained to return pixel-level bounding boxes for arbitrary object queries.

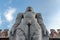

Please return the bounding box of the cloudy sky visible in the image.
[0,0,60,32]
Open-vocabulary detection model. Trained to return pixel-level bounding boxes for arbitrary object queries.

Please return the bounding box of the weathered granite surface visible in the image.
[9,7,49,40]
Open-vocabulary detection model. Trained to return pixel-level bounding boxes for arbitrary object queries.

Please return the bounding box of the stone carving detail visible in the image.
[10,7,49,40]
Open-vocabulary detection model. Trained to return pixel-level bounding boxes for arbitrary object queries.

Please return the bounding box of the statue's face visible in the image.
[27,7,32,11]
[26,7,34,12]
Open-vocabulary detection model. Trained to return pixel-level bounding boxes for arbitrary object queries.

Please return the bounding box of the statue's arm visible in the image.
[10,13,23,35]
[36,13,48,36]
[13,13,23,27]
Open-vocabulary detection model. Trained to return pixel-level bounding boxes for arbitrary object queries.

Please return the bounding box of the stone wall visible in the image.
[50,29,60,38]
[0,29,9,38]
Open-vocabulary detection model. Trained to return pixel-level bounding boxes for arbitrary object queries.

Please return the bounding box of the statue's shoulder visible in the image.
[36,13,43,20]
[17,13,23,16]
[16,13,24,19]
[36,13,41,16]
[35,13,42,18]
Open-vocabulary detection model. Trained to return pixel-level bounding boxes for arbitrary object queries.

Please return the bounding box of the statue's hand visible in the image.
[44,32,46,36]
[10,31,13,36]
[43,30,46,36]
[10,29,15,36]
[43,30,49,36]
[46,30,49,36]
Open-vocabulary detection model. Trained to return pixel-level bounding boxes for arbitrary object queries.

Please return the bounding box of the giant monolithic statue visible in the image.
[9,7,49,40]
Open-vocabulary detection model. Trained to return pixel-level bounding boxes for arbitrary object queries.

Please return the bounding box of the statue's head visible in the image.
[25,6,34,12]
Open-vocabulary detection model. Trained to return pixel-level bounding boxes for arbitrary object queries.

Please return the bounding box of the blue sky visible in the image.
[0,0,60,32]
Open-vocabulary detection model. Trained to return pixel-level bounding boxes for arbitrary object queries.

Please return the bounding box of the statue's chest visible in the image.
[24,13,35,18]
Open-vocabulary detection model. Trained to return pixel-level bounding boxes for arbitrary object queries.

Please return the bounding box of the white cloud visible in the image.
[4,7,16,22]
[6,19,15,31]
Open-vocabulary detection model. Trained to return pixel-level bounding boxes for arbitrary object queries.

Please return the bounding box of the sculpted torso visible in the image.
[16,12,42,40]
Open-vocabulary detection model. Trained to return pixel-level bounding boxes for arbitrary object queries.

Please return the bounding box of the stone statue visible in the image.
[9,7,49,40]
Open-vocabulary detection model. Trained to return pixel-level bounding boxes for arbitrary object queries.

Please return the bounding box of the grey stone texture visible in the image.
[9,7,49,40]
